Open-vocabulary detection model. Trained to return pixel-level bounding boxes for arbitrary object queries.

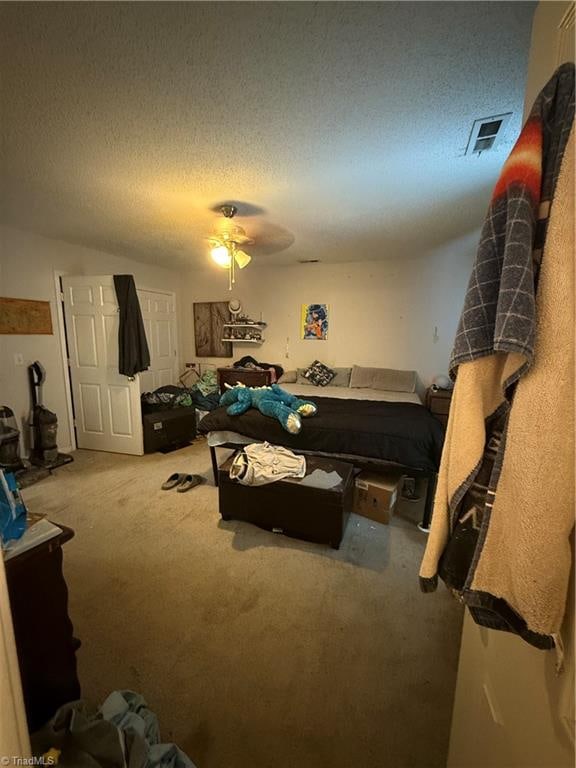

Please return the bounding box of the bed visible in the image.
[198,366,444,530]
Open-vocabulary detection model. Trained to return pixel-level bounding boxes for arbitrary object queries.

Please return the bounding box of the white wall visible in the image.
[524,1,574,114]
[181,231,478,388]
[448,3,575,767]
[0,225,183,453]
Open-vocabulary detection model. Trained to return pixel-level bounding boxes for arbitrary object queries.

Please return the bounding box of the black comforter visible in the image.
[198,397,444,473]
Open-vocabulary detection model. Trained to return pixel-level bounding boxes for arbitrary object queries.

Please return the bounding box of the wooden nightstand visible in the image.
[217,367,273,394]
[426,387,453,428]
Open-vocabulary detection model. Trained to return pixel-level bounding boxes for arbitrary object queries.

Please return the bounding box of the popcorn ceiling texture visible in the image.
[0,2,534,270]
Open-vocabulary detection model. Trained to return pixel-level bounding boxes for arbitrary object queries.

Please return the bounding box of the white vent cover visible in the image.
[465,112,512,155]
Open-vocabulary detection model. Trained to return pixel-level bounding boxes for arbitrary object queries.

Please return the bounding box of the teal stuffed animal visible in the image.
[219,383,317,434]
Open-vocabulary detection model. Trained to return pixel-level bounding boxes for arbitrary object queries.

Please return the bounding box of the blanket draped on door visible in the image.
[113,275,151,377]
[420,64,575,653]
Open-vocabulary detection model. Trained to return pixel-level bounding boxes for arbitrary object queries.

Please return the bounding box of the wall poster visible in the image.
[301,303,328,340]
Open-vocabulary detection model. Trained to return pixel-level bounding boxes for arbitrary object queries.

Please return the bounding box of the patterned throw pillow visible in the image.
[303,360,336,387]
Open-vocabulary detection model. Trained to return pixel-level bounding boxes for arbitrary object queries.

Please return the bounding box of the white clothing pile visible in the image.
[229,442,306,486]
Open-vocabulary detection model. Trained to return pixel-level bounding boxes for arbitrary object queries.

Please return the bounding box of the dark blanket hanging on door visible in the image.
[113,275,150,377]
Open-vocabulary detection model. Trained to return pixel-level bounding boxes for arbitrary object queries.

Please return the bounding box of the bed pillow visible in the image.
[350,365,417,393]
[302,360,336,387]
[278,370,297,384]
[296,368,313,385]
[330,367,352,387]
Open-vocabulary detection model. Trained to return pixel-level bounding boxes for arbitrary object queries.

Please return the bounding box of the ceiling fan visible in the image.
[207,204,254,290]
[206,202,295,289]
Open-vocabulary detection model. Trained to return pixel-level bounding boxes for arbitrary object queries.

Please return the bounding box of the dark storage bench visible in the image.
[218,453,354,548]
[142,407,196,453]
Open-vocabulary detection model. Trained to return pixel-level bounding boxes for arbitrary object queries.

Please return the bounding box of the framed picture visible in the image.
[301,303,328,340]
[0,297,53,335]
[193,301,233,358]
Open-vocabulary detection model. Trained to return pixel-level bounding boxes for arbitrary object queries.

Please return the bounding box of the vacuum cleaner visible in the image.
[0,406,25,473]
[28,361,73,470]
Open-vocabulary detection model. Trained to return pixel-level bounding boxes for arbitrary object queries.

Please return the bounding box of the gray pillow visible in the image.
[350,365,417,393]
[330,367,352,387]
[278,370,297,384]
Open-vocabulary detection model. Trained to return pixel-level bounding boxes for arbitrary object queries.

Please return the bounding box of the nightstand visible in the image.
[217,367,273,393]
[426,387,453,428]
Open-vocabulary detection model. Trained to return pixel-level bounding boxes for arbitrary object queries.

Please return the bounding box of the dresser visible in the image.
[426,387,453,428]
[5,524,80,730]
[217,367,273,393]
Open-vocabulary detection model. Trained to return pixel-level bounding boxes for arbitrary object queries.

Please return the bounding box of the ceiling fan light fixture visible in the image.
[210,244,231,268]
[234,249,251,269]
[207,204,256,288]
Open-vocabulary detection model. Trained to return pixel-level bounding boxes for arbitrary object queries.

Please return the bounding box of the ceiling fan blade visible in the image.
[246,220,295,255]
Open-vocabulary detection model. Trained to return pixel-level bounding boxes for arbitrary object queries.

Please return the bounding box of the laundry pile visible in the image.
[232,355,284,383]
[229,442,306,486]
[142,371,220,414]
[31,690,197,768]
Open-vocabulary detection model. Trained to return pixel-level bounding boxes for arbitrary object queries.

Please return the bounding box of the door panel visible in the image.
[79,384,104,433]
[62,275,143,455]
[109,386,132,435]
[73,315,98,367]
[137,289,178,395]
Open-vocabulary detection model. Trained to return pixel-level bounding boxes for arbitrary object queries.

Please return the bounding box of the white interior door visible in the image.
[137,289,178,393]
[62,275,144,455]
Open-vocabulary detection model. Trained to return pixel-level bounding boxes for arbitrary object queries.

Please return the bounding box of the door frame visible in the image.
[53,270,77,453]
[54,270,179,454]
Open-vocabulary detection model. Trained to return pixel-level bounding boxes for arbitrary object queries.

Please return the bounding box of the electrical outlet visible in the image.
[14,353,24,366]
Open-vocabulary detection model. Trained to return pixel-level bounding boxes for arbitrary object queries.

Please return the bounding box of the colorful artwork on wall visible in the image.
[301,303,328,341]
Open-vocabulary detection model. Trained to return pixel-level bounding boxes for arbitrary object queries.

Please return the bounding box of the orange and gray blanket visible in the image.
[420,63,575,653]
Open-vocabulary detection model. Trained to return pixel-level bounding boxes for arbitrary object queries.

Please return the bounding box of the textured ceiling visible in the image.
[0,1,535,270]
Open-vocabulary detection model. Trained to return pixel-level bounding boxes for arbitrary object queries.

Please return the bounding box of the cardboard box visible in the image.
[353,471,401,525]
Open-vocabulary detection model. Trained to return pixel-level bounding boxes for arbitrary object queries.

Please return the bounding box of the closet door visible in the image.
[62,275,143,455]
[136,289,178,394]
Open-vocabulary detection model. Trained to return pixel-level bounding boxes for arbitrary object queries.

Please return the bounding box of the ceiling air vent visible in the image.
[298,259,320,264]
[465,113,512,155]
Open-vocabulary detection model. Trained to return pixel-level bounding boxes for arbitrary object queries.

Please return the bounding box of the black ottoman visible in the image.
[142,407,196,453]
[218,453,354,548]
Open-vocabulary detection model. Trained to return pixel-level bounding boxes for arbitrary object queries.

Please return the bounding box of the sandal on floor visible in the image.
[176,474,205,493]
[162,473,187,490]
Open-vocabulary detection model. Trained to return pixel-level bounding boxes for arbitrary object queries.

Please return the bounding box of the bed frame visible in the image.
[209,442,436,532]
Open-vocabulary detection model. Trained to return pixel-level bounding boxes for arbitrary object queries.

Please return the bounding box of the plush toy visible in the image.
[219,383,317,434]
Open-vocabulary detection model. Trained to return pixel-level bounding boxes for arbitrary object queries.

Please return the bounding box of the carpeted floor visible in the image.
[22,440,463,768]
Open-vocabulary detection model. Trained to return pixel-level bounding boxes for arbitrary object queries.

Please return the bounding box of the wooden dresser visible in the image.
[217,367,273,393]
[426,387,453,428]
[5,524,80,730]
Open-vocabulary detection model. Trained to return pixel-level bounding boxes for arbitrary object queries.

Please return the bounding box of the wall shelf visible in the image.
[223,322,267,329]
[222,317,266,344]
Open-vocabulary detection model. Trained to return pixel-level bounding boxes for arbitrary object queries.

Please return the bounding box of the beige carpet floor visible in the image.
[22,440,463,768]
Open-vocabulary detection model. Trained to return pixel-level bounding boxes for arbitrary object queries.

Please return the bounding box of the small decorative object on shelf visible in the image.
[221,317,267,344]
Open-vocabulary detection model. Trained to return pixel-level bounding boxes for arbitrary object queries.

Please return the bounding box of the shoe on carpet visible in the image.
[176,474,205,493]
[161,473,187,490]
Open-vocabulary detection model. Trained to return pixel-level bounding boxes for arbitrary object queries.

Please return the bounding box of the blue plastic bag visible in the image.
[0,469,27,544]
